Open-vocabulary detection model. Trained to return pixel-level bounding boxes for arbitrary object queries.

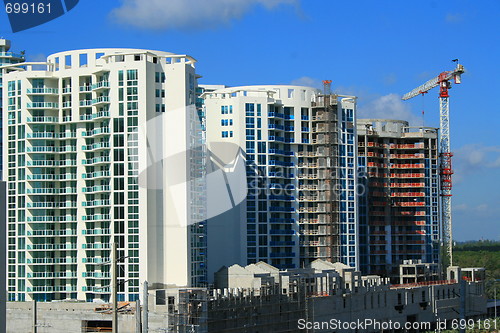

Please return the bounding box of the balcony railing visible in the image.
[26,102,59,109]
[27,88,58,94]
[91,81,110,90]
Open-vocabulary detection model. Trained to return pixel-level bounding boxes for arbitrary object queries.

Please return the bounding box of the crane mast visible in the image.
[402,63,465,268]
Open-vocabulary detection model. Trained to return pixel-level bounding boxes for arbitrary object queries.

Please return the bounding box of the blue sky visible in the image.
[1,0,498,241]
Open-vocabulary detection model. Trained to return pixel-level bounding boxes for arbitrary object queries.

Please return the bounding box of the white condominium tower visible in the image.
[203,86,358,275]
[2,48,206,302]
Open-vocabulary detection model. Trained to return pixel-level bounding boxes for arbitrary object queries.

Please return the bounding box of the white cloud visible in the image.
[289,76,323,89]
[357,93,422,125]
[453,144,500,184]
[110,0,297,30]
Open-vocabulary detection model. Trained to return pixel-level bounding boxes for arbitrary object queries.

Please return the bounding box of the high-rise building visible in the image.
[356,119,440,278]
[0,39,25,178]
[2,48,206,302]
[203,85,358,275]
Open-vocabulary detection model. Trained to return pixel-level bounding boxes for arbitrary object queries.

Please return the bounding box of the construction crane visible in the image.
[402,62,465,268]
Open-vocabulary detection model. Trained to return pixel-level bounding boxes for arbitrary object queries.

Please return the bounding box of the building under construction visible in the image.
[357,119,440,279]
[6,260,487,332]
[298,91,343,266]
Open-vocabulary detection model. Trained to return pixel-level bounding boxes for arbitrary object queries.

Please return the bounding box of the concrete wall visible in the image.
[6,301,175,333]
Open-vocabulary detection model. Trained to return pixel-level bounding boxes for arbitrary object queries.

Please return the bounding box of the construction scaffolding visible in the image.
[174,283,308,333]
[298,90,340,266]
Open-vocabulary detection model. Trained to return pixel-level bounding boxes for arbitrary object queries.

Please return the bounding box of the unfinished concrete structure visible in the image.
[399,259,440,284]
[7,260,487,332]
[357,119,440,279]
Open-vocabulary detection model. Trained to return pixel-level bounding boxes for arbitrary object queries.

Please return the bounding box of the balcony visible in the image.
[91,81,110,90]
[82,214,111,221]
[27,173,77,181]
[57,131,77,139]
[82,185,111,193]
[80,111,111,121]
[27,229,77,236]
[82,142,110,151]
[82,171,110,180]
[26,87,58,95]
[82,272,111,278]
[27,257,77,264]
[268,124,284,130]
[26,132,76,139]
[79,100,92,106]
[82,127,110,137]
[82,199,110,207]
[83,257,110,264]
[83,243,111,249]
[92,96,110,105]
[82,156,110,165]
[268,112,285,119]
[82,286,110,293]
[268,136,285,142]
[26,102,58,109]
[79,85,92,92]
[27,215,77,222]
[26,159,76,167]
[28,272,77,278]
[268,160,294,167]
[82,229,111,235]
[26,145,76,153]
[27,116,59,123]
[26,187,77,195]
[26,243,77,250]
[268,148,294,156]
